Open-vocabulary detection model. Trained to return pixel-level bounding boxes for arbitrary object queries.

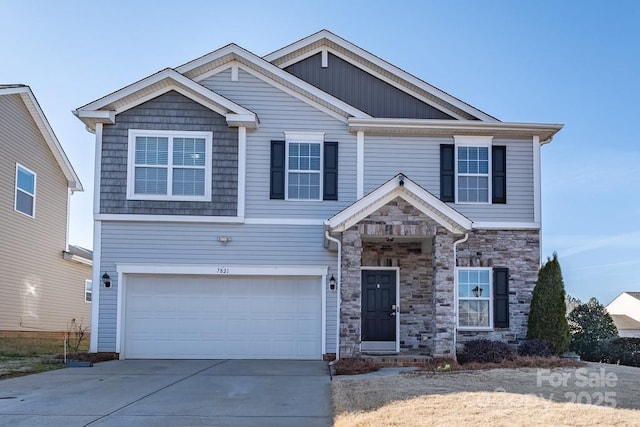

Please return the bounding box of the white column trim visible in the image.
[357,130,364,199]
[237,126,246,219]
[533,135,541,224]
[321,49,328,68]
[231,64,239,81]
[93,123,103,214]
[89,220,101,353]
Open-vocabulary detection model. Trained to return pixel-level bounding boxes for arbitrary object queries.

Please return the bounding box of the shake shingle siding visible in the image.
[100,91,238,216]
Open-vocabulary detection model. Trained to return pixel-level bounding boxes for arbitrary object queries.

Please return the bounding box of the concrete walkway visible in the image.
[0,359,331,427]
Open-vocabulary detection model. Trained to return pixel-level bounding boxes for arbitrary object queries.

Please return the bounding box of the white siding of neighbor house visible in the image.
[201,68,357,219]
[364,136,535,222]
[98,221,338,353]
[0,94,92,333]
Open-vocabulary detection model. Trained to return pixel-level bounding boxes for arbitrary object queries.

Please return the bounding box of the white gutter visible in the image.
[325,230,342,364]
[452,232,469,360]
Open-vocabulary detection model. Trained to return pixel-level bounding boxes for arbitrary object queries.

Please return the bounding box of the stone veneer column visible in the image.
[432,229,456,357]
[340,227,363,357]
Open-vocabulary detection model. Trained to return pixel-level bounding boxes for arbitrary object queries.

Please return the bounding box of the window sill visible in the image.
[126,195,211,202]
[457,327,494,332]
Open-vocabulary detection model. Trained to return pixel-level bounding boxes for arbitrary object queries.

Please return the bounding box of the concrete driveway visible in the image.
[0,359,331,427]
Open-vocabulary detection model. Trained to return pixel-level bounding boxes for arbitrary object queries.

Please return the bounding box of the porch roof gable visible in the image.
[326,174,472,234]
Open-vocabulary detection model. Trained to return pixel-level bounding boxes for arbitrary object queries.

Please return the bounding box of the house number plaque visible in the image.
[216,268,230,274]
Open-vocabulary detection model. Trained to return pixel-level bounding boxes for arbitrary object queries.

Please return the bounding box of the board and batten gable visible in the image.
[100,91,238,216]
[0,93,91,332]
[200,68,357,218]
[363,136,535,222]
[284,52,456,120]
[97,221,338,353]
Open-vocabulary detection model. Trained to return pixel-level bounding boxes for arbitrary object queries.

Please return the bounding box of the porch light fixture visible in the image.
[102,272,111,288]
[472,286,482,297]
[329,275,336,290]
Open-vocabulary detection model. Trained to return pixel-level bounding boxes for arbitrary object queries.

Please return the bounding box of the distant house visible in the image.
[606,292,640,338]
[0,84,92,337]
[75,30,562,360]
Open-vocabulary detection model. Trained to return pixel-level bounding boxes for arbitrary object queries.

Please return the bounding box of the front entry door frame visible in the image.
[360,267,400,353]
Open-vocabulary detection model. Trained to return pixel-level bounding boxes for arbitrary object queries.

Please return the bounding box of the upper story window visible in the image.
[457,268,492,329]
[285,132,324,201]
[454,136,492,204]
[127,130,212,201]
[15,164,36,217]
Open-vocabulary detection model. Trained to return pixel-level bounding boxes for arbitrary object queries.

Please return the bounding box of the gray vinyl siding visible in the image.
[98,221,338,353]
[0,94,92,332]
[285,53,455,120]
[364,136,534,222]
[101,91,238,216]
[201,68,356,219]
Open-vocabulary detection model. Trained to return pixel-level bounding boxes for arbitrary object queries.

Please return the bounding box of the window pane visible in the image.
[174,138,206,166]
[135,137,168,165]
[288,143,320,171]
[173,168,205,196]
[479,147,489,160]
[134,167,168,195]
[16,191,34,216]
[288,172,320,200]
[17,167,35,194]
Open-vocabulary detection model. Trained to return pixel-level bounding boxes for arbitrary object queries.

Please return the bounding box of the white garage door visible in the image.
[123,275,322,359]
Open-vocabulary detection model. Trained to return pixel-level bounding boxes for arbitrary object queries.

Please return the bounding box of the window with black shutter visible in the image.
[493,267,510,328]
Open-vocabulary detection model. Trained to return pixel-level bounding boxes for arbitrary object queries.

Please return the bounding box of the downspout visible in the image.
[325,229,342,364]
[452,232,469,360]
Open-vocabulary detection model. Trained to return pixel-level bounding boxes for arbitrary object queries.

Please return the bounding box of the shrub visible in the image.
[457,338,514,364]
[332,358,380,375]
[518,340,553,357]
[527,253,570,354]
[568,298,618,361]
[595,337,640,367]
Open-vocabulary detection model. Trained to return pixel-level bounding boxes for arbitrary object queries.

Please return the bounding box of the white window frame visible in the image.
[454,136,492,205]
[85,279,93,303]
[456,267,493,330]
[126,129,213,201]
[14,163,36,218]
[284,131,324,201]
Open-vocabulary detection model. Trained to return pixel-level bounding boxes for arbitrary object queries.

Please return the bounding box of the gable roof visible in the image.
[326,173,472,234]
[264,30,498,122]
[0,85,82,191]
[74,69,258,131]
[626,292,640,301]
[610,314,640,330]
[175,43,371,122]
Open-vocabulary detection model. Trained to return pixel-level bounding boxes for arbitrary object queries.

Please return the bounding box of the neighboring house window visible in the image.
[457,268,492,329]
[126,130,212,201]
[270,132,339,201]
[85,280,92,303]
[15,164,36,217]
[439,137,506,204]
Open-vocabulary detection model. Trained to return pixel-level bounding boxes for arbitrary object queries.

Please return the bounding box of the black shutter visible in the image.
[323,142,338,200]
[440,144,455,202]
[492,145,507,204]
[493,267,509,328]
[270,140,285,200]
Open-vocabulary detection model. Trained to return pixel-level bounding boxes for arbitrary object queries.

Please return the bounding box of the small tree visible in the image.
[527,253,570,354]
[568,297,618,361]
[565,294,582,316]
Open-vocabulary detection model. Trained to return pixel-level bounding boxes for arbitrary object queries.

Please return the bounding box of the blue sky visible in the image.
[2,1,638,305]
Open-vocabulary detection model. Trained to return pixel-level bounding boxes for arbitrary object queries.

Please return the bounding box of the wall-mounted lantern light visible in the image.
[329,275,336,291]
[102,272,111,288]
[472,286,482,297]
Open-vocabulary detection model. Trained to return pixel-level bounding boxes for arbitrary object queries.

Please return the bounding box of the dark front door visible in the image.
[361,270,397,342]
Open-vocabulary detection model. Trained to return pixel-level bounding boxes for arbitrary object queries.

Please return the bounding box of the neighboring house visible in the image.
[606,292,640,338]
[0,84,92,336]
[74,30,562,360]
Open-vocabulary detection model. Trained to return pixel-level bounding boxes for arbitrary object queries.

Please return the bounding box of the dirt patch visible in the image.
[333,363,640,426]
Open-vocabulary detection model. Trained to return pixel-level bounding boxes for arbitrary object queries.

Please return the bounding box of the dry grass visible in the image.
[333,364,640,426]
[0,336,86,357]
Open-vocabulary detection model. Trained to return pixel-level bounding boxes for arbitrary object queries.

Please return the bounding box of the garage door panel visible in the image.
[124,275,322,359]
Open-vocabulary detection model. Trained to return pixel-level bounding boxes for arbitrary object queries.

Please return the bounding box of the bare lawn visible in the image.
[333,363,640,426]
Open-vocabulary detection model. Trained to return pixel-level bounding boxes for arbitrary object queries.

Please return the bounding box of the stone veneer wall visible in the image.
[455,229,540,348]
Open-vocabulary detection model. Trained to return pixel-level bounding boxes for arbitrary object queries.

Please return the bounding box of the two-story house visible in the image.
[74,31,561,360]
[0,84,92,337]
